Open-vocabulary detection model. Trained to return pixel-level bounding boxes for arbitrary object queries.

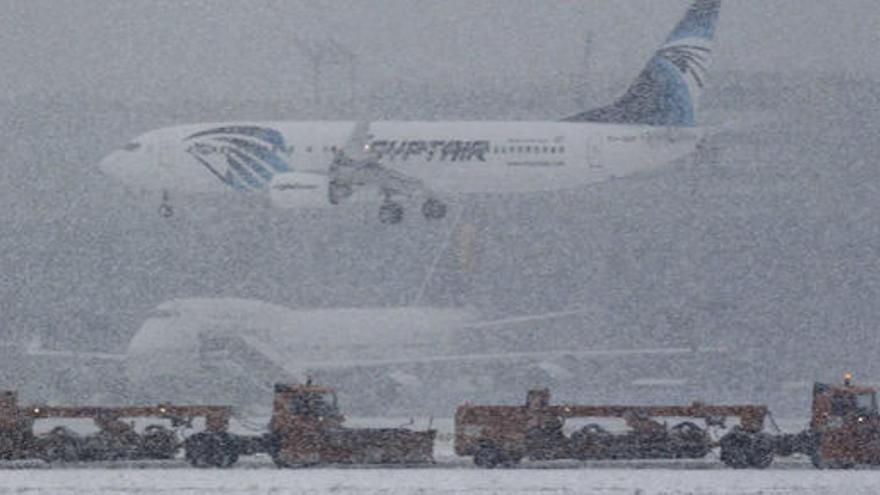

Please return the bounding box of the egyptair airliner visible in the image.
[98,0,721,223]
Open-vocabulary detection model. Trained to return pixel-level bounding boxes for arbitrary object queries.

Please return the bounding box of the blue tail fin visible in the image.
[564,0,720,127]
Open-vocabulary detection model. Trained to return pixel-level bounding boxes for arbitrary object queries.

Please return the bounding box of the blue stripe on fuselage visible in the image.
[216,137,290,173]
[225,155,265,189]
[228,149,274,181]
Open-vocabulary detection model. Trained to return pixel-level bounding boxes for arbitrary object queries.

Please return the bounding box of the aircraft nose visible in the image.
[97,150,124,176]
[98,148,148,186]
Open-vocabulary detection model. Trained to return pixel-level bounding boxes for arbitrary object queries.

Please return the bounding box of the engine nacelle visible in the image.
[269,172,331,209]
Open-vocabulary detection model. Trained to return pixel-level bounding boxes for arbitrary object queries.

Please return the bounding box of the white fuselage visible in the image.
[101,120,704,196]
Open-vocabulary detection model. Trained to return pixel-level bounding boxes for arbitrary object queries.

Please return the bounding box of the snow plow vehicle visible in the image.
[1,383,435,468]
[0,390,231,463]
[456,376,880,469]
[807,374,880,468]
[455,388,773,468]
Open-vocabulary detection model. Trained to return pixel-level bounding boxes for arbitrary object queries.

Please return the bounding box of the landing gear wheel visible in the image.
[328,181,352,205]
[421,198,447,220]
[378,201,404,225]
[158,203,173,218]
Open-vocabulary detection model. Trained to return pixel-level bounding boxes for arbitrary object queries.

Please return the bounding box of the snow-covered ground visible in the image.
[2,466,880,495]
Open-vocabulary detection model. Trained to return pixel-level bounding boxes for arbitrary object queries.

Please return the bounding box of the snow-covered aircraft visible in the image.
[124,298,726,411]
[98,0,721,224]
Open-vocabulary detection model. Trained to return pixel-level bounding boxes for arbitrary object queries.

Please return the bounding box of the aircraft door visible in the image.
[585,135,602,171]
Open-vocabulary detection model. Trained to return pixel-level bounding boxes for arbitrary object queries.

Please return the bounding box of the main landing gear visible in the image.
[378,198,448,225]
[378,201,404,225]
[421,198,447,220]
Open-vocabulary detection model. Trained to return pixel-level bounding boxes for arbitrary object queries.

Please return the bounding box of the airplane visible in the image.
[0,297,728,412]
[124,297,727,413]
[98,0,722,224]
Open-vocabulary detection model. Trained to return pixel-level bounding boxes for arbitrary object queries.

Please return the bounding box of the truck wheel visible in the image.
[720,429,774,469]
[811,449,854,469]
[266,434,290,468]
[40,427,81,463]
[142,425,179,459]
[719,429,752,469]
[184,432,239,468]
[571,424,613,460]
[748,433,775,469]
[473,445,503,469]
[670,422,711,458]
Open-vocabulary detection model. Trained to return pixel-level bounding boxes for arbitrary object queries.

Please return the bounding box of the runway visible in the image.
[2,461,880,495]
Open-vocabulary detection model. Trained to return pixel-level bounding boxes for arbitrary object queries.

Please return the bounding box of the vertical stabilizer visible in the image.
[564,0,720,127]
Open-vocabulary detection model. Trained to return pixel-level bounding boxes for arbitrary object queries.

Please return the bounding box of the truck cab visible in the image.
[810,376,880,468]
[271,383,343,429]
[267,382,435,467]
[0,391,34,460]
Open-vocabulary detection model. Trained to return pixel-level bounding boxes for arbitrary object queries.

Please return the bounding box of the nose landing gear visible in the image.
[158,190,173,218]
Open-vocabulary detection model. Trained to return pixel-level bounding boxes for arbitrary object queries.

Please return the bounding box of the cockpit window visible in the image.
[123,142,142,151]
[288,391,339,417]
[829,392,876,416]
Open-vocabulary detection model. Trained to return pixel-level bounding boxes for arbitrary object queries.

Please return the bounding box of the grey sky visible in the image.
[1,0,877,102]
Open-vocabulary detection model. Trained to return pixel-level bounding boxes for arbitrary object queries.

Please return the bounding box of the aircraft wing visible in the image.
[15,337,127,361]
[128,298,730,402]
[255,343,726,372]
[328,121,426,205]
[229,304,723,374]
